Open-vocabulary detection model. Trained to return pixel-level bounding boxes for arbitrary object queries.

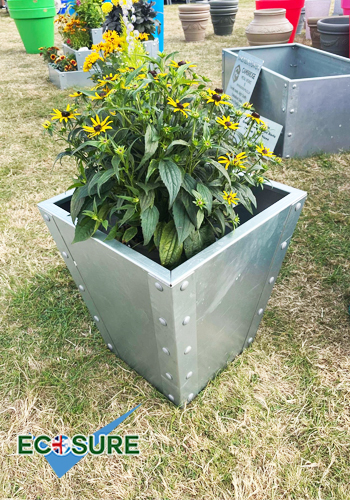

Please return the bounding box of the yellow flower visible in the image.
[137,32,149,41]
[170,60,196,69]
[83,115,113,138]
[96,73,119,87]
[167,97,190,117]
[218,152,247,170]
[257,177,264,184]
[51,104,80,123]
[216,115,239,131]
[101,1,113,13]
[206,89,231,106]
[69,91,82,97]
[42,120,52,129]
[89,89,112,100]
[246,112,265,126]
[256,145,275,158]
[222,191,239,206]
[83,52,103,72]
[242,102,253,109]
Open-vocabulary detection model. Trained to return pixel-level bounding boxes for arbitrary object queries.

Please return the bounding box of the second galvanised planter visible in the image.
[38,181,306,406]
[48,65,95,89]
[223,43,350,158]
[63,38,160,71]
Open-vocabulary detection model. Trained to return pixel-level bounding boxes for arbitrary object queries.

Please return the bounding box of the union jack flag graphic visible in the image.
[51,435,72,456]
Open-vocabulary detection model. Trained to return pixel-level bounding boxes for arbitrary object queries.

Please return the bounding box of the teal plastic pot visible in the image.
[7,0,56,54]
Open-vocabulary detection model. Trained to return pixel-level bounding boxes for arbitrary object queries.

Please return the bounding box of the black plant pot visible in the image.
[210,0,239,35]
[317,16,350,58]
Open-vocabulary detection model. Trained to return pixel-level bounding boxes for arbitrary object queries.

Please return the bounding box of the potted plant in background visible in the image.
[38,28,306,406]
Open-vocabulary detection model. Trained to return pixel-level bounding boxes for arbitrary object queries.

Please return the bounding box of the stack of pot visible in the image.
[307,17,322,48]
[210,0,239,36]
[178,3,210,42]
[296,6,306,34]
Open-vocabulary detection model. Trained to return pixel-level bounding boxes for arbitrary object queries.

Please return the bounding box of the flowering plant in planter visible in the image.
[102,0,160,40]
[73,0,104,29]
[39,46,60,63]
[55,15,92,50]
[43,31,281,269]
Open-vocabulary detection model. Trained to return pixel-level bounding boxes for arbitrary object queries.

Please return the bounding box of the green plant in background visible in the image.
[55,15,92,50]
[43,30,281,269]
[73,0,104,29]
[102,0,160,39]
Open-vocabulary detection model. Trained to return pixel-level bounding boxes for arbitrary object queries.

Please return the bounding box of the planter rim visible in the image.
[253,8,287,15]
[38,180,306,286]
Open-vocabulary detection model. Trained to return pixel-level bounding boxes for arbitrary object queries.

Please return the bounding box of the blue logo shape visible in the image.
[41,405,140,478]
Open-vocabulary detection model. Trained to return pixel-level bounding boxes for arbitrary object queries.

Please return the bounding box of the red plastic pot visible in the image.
[255,0,305,42]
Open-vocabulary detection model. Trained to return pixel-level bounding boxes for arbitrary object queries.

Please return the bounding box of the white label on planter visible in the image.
[238,115,283,152]
[226,50,264,108]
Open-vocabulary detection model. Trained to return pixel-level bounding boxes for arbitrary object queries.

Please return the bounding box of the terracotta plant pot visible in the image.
[307,16,323,48]
[246,8,293,46]
[304,0,331,39]
[178,3,210,42]
[318,16,349,57]
[255,0,304,42]
[210,0,239,36]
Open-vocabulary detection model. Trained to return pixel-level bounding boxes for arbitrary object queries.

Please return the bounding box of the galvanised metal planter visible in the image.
[48,65,95,89]
[38,181,306,406]
[223,43,350,158]
[63,39,160,71]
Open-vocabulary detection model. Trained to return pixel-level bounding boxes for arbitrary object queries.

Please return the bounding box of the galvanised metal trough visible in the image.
[38,181,306,406]
[48,66,95,90]
[222,43,350,158]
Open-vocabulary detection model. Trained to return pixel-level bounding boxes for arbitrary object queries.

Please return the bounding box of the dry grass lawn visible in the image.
[0,1,350,499]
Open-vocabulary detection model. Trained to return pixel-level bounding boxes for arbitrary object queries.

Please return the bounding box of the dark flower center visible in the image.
[94,125,102,132]
[213,94,221,102]
[61,111,70,117]
[178,60,186,66]
[215,88,223,94]
[225,121,232,127]
[177,103,184,110]
[252,111,260,118]
[262,149,268,154]
[149,70,157,77]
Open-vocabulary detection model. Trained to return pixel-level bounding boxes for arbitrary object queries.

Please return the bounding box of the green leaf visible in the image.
[71,140,101,155]
[214,209,226,235]
[179,189,198,227]
[111,155,121,180]
[122,226,138,243]
[158,159,182,207]
[154,222,165,248]
[207,159,232,185]
[165,139,189,154]
[139,124,159,168]
[159,221,183,268]
[141,205,159,245]
[182,173,197,194]
[140,190,155,212]
[96,169,115,197]
[119,207,135,226]
[184,226,216,260]
[173,199,195,244]
[145,159,159,183]
[197,183,213,215]
[196,209,204,230]
[105,224,119,241]
[72,216,96,244]
[70,188,85,222]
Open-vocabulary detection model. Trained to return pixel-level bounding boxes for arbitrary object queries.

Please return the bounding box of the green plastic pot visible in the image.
[7,0,56,54]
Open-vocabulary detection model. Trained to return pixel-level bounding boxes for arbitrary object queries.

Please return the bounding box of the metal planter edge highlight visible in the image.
[38,180,306,406]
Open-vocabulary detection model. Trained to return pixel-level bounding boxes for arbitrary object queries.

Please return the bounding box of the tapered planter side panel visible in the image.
[38,181,306,405]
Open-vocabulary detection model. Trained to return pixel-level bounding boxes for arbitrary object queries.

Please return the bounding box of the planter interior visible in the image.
[38,181,306,406]
[223,43,350,157]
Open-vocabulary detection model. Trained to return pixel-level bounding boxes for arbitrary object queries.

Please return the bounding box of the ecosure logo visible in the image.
[17,405,140,478]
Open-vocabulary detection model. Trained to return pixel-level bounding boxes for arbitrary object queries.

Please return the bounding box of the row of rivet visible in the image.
[156,279,194,404]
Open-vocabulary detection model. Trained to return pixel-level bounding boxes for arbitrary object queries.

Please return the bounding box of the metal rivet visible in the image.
[43,214,50,222]
[78,285,85,292]
[282,107,286,112]
[93,316,100,322]
[73,261,78,267]
[286,155,290,158]
[288,132,292,137]
[155,282,163,292]
[248,337,253,344]
[162,347,170,355]
[292,84,297,89]
[188,393,194,402]
[184,346,192,355]
[182,316,191,326]
[290,109,295,114]
[258,308,264,316]
[165,372,173,380]
[281,241,288,250]
[186,371,193,379]
[339,124,342,128]
[159,318,167,326]
[62,251,68,259]
[168,394,174,402]
[295,202,301,211]
[269,277,275,284]
[180,280,189,291]
[284,83,287,87]
[107,343,113,351]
